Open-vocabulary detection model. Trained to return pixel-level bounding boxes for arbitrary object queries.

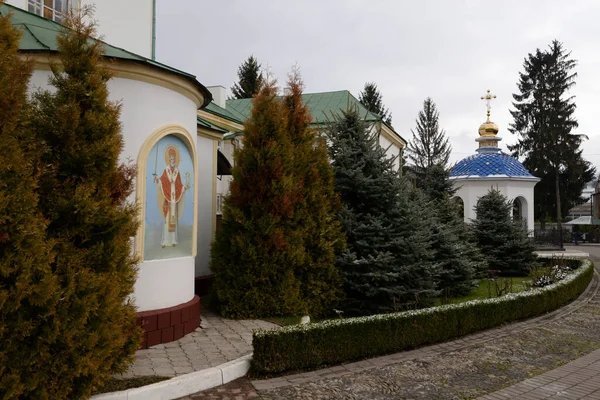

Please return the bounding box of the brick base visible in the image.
[136,295,201,349]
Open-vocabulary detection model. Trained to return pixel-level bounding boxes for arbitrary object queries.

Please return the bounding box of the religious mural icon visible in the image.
[144,136,194,261]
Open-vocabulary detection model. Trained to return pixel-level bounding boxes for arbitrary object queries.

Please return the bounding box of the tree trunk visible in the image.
[555,166,562,247]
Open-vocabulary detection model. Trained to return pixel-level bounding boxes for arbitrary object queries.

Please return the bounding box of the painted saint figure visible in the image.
[154,146,188,247]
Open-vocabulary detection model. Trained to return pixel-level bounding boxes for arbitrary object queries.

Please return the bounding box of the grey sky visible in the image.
[156,0,600,172]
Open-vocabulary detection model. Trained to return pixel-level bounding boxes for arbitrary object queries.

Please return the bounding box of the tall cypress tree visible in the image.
[283,69,345,316]
[407,97,451,189]
[327,108,436,315]
[231,55,264,99]
[29,9,140,399]
[211,80,305,318]
[358,82,392,125]
[472,189,536,276]
[0,4,57,398]
[509,40,595,228]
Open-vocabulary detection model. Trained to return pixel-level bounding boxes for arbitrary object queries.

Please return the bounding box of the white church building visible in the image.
[3,0,220,348]
[450,91,540,232]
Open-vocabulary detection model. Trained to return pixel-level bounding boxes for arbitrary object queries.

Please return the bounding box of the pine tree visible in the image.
[283,69,345,316]
[327,108,436,315]
[0,4,58,398]
[231,55,264,99]
[472,189,536,276]
[29,9,140,399]
[358,82,392,125]
[509,40,596,229]
[210,80,305,318]
[407,97,452,190]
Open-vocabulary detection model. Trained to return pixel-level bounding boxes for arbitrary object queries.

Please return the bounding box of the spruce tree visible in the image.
[472,189,536,276]
[509,40,596,229]
[406,97,451,190]
[231,55,264,99]
[327,108,436,315]
[422,165,484,299]
[283,69,345,316]
[0,5,58,398]
[29,9,140,399]
[358,82,392,125]
[211,80,305,318]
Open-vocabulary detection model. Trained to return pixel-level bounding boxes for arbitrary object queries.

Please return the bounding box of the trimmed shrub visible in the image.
[252,260,593,375]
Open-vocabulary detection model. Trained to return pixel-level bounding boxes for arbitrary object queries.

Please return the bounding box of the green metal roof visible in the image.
[226,90,377,123]
[204,102,246,125]
[226,90,406,143]
[197,117,228,134]
[1,3,212,107]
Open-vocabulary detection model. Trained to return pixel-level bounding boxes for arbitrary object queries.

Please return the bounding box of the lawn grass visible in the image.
[442,276,531,305]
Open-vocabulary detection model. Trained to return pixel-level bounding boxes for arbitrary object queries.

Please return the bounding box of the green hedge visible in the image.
[252,260,594,375]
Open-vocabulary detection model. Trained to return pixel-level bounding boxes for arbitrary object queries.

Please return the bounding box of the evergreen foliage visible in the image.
[326,108,436,315]
[358,82,392,125]
[472,189,536,276]
[423,166,484,299]
[231,55,264,99]
[0,5,58,399]
[212,74,344,318]
[509,40,596,227]
[283,69,345,316]
[406,98,451,189]
[26,10,141,399]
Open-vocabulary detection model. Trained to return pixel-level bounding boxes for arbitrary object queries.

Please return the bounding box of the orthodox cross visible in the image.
[480,89,496,120]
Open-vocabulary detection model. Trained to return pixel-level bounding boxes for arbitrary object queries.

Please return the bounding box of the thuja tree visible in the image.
[283,69,345,316]
[327,108,436,315]
[472,189,536,276]
[0,4,57,399]
[211,81,306,318]
[29,10,140,399]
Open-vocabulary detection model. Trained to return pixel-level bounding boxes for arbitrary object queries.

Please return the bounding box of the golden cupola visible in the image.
[475,89,502,153]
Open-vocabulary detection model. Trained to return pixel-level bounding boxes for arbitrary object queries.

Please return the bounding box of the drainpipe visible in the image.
[151,0,156,60]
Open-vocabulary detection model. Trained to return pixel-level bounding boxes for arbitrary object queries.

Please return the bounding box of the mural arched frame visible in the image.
[136,124,198,260]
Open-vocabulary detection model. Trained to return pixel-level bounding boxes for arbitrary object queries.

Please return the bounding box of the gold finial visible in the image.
[480,89,496,122]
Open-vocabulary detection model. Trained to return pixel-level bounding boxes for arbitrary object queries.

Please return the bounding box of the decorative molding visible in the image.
[197,126,224,141]
[24,54,206,108]
[135,124,198,261]
[380,123,406,148]
[198,109,244,132]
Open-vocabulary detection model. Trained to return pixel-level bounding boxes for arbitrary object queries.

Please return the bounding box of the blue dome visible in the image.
[450,152,535,178]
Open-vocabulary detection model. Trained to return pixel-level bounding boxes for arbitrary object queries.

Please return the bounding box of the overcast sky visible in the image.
[156,0,600,171]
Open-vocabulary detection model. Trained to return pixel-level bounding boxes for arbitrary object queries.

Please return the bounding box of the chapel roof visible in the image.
[450,152,537,179]
[0,3,212,107]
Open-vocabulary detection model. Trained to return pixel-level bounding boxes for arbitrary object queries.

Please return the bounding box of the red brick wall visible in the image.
[136,295,201,349]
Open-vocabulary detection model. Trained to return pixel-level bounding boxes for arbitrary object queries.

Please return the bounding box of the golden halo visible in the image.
[164,145,180,167]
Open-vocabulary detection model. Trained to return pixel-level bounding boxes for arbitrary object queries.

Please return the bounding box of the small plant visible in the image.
[529,257,581,288]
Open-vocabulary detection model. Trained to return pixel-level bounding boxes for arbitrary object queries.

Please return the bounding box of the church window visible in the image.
[28,0,70,22]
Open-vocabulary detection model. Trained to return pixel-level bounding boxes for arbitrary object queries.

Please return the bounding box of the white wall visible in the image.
[379,133,401,172]
[195,137,214,277]
[81,0,153,59]
[453,178,537,232]
[6,0,153,58]
[29,69,201,312]
[5,0,26,9]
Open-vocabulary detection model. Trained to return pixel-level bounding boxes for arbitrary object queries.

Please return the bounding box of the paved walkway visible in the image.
[477,348,600,399]
[134,245,600,399]
[119,311,278,378]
